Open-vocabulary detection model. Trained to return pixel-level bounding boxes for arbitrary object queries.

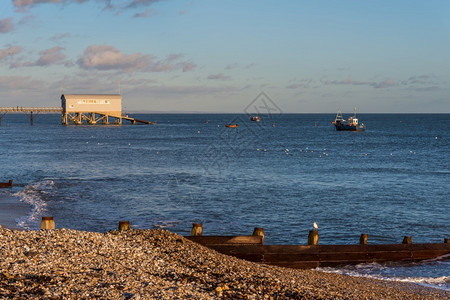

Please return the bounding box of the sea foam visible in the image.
[13,180,55,229]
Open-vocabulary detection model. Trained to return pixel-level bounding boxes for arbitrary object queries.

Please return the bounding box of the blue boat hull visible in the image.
[335,124,365,131]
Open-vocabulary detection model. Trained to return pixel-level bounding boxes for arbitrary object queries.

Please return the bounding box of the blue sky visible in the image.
[1,0,449,113]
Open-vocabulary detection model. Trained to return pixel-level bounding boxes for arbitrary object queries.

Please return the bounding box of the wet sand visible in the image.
[0,193,29,230]
[1,228,448,299]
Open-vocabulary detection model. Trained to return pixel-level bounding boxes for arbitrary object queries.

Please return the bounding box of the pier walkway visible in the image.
[0,107,62,113]
[0,107,62,126]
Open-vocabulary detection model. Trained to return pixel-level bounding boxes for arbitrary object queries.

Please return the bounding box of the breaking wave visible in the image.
[13,180,55,229]
[317,261,450,291]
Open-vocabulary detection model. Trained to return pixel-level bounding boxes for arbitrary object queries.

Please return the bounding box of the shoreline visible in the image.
[1,228,448,299]
[0,192,30,230]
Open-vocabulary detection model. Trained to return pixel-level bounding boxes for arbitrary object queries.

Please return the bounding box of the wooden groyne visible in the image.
[19,218,450,269]
[185,225,450,269]
[0,180,13,188]
[188,242,450,269]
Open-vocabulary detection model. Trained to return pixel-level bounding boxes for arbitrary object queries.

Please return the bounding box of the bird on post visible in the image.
[313,222,318,231]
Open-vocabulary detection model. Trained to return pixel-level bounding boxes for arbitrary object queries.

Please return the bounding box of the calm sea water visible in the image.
[0,113,449,290]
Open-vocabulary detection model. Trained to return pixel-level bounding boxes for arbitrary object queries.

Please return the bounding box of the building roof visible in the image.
[61,94,122,100]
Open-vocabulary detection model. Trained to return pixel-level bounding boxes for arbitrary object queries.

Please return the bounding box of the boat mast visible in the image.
[335,108,344,122]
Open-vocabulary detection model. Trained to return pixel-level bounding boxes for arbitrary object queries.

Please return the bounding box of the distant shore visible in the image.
[1,228,448,299]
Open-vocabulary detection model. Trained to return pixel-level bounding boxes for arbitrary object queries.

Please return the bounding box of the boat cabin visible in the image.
[348,117,359,126]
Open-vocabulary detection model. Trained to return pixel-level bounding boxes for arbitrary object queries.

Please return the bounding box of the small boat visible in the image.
[249,115,261,122]
[0,180,13,188]
[332,107,365,131]
[225,124,238,128]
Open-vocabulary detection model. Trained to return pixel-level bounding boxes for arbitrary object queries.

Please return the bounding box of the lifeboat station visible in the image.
[61,94,154,125]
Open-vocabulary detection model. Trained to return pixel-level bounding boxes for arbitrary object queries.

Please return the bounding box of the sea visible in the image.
[0,112,449,291]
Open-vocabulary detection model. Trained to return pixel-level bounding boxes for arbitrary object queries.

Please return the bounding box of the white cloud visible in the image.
[50,33,72,42]
[13,0,164,14]
[125,0,163,9]
[13,0,88,10]
[77,45,196,73]
[370,78,396,89]
[132,9,157,18]
[77,44,154,72]
[23,46,68,66]
[0,46,22,60]
[0,18,15,33]
[0,75,45,90]
[207,73,231,81]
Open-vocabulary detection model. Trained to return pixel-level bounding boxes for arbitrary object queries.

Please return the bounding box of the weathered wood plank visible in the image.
[185,235,263,245]
[186,236,450,269]
[264,261,320,269]
[0,180,13,188]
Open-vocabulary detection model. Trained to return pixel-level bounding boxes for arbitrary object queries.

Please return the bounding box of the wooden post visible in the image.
[40,217,55,230]
[118,221,131,231]
[402,236,412,244]
[444,238,449,244]
[252,227,265,244]
[360,234,368,245]
[191,223,203,236]
[308,230,319,245]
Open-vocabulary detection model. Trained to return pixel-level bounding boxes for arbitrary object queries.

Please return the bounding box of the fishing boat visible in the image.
[332,107,365,131]
[225,124,238,128]
[249,115,261,122]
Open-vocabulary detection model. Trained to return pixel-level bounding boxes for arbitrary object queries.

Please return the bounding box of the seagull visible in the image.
[313,222,318,231]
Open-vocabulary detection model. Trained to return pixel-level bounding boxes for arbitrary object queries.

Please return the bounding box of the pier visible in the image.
[0,107,61,126]
[0,94,155,126]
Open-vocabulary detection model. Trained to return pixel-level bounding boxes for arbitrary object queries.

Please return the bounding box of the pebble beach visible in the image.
[1,227,448,299]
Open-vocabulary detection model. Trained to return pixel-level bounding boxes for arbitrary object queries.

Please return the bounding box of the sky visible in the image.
[1,0,450,113]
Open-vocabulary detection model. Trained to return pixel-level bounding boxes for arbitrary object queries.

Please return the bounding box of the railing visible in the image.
[0,107,62,113]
